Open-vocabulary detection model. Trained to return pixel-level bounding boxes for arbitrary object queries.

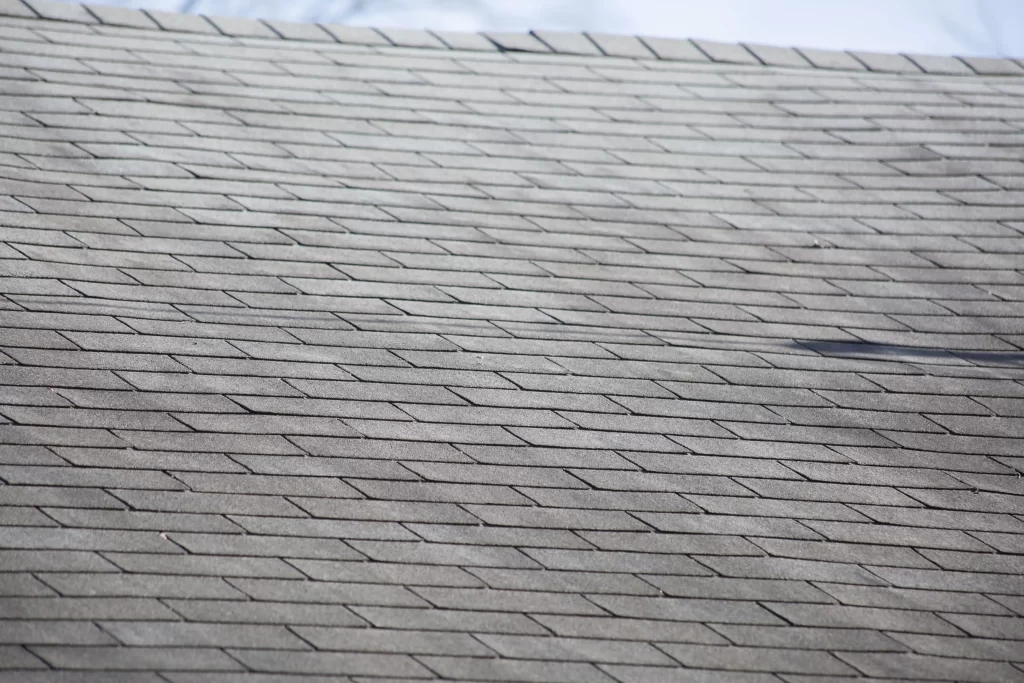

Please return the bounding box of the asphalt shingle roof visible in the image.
[0,2,1023,681]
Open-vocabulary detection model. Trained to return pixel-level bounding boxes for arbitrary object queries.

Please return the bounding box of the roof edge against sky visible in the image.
[5,0,1024,77]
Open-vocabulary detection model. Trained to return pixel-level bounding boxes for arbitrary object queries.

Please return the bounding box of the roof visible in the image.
[1,1,1024,681]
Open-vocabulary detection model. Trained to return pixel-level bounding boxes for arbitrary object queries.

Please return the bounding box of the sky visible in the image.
[69,0,1024,57]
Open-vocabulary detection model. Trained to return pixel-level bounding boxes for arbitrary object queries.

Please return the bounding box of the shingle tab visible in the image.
[320,23,389,45]
[639,36,708,61]
[23,0,94,22]
[586,32,654,58]
[485,31,552,52]
[961,56,1024,74]
[797,47,867,70]
[908,53,975,74]
[533,30,601,55]
[85,4,155,27]
[377,27,445,48]
[743,42,809,67]
[432,30,498,51]
[692,39,759,64]
[264,19,333,41]
[852,50,922,72]
[0,0,36,18]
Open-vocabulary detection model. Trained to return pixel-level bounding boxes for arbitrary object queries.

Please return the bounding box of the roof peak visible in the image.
[6,0,1024,77]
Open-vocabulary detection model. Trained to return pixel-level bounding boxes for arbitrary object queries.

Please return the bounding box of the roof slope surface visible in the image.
[0,4,1023,682]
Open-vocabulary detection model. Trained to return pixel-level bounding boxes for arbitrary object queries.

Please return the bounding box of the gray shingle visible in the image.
[485,32,551,53]
[1,12,1022,682]
[99,621,308,649]
[907,53,974,74]
[85,4,155,27]
[432,30,498,51]
[22,0,96,22]
[640,37,708,61]
[834,652,1024,681]
[692,40,759,64]
[418,656,614,683]
[533,31,601,55]
[145,9,216,32]
[0,1,36,18]
[30,646,241,671]
[39,573,245,600]
[352,606,547,634]
[164,599,366,626]
[583,33,652,58]
[797,48,866,70]
[320,23,389,44]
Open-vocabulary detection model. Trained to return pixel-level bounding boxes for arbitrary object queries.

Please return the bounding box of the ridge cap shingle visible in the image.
[3,0,1022,76]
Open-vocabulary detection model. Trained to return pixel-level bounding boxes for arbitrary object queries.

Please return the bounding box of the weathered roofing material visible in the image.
[0,2,1023,680]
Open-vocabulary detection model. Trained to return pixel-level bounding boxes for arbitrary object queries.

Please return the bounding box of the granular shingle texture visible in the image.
[1,3,1024,681]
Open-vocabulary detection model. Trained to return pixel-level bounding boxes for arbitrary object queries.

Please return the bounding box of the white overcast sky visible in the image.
[83,0,1024,57]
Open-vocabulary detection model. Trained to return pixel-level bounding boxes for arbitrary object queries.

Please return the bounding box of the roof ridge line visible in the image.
[5,0,1024,76]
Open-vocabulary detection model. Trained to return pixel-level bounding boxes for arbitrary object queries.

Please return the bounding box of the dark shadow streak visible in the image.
[790,340,1024,368]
